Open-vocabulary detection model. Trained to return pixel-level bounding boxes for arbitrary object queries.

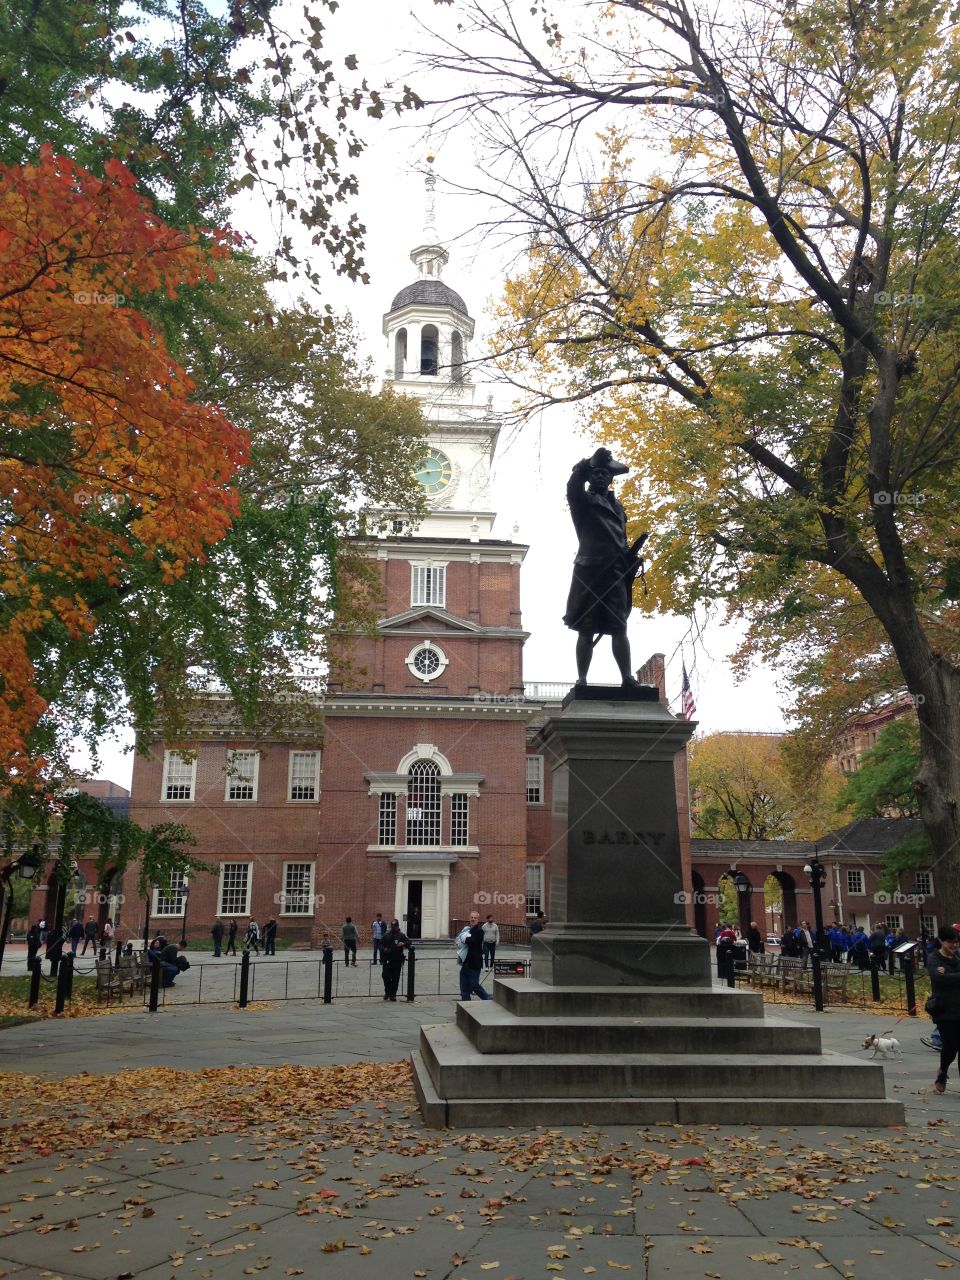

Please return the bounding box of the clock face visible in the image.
[415,447,453,497]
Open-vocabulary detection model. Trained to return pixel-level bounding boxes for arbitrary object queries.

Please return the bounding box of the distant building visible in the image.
[832,692,915,774]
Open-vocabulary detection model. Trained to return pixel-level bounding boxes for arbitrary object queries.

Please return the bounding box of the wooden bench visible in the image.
[747,952,779,988]
[822,963,851,1003]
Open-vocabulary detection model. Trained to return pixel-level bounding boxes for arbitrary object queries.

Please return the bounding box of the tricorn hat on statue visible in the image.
[587,447,629,477]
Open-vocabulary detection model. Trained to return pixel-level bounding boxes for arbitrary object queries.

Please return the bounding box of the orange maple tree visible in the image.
[0,146,247,784]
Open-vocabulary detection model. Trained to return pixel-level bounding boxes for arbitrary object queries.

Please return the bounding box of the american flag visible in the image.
[681,661,697,720]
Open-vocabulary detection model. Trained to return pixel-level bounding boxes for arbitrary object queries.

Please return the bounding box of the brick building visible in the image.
[689,817,946,940]
[120,181,568,947]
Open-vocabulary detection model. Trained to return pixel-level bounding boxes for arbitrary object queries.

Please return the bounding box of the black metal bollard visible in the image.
[238,949,250,1008]
[870,955,882,1002]
[322,946,333,1004]
[148,956,160,1013]
[406,945,416,1002]
[903,954,917,1016]
[725,948,736,988]
[54,953,73,1015]
[811,951,824,1012]
[28,956,42,1008]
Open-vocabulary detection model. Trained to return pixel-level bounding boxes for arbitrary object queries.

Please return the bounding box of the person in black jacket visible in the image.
[211,917,225,957]
[380,920,409,1001]
[928,925,960,1095]
[225,919,238,956]
[458,910,492,1002]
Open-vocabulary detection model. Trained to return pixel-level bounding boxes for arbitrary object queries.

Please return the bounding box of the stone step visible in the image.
[494,977,763,1019]
[418,1024,888,1100]
[411,1052,904,1128]
[456,1001,821,1055]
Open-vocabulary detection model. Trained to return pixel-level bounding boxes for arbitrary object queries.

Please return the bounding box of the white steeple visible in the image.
[381,164,500,540]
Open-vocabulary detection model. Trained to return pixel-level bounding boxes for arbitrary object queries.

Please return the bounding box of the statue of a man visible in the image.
[563,448,648,687]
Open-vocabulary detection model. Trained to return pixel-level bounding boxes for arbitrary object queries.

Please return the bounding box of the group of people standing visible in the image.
[210,918,278,956]
[25,916,115,969]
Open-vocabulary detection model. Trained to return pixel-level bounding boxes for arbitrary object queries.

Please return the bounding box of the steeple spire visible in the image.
[412,158,448,281]
[422,159,438,241]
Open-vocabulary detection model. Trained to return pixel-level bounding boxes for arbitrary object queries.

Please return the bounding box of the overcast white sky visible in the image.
[70,0,788,788]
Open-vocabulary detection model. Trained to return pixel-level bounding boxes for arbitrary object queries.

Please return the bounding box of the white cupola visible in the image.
[383,168,475,394]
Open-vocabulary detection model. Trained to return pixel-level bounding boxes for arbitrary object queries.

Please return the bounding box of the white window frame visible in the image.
[920,914,938,936]
[450,793,470,847]
[525,863,544,916]
[218,862,252,916]
[225,749,260,802]
[846,869,865,896]
[152,870,187,917]
[378,793,398,846]
[526,755,545,805]
[280,861,315,916]
[288,750,321,802]
[162,750,196,803]
[913,870,933,896]
[410,562,446,608]
[882,914,904,932]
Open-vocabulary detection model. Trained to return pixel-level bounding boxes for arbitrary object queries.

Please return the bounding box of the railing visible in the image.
[449,920,533,945]
[139,949,531,1007]
[727,948,927,1016]
[523,682,569,701]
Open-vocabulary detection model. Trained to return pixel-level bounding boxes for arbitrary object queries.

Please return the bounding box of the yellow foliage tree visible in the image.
[429,0,960,915]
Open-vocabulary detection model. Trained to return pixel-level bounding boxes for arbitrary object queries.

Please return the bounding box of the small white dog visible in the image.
[862,1033,903,1059]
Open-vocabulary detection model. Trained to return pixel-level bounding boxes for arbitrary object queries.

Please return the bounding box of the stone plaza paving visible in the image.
[0,981,957,1280]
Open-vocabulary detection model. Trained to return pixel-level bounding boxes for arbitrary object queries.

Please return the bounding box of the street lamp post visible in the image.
[180,877,190,948]
[0,844,44,972]
[803,849,828,1012]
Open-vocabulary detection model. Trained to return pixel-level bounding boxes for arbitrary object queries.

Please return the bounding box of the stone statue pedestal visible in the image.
[411,688,903,1128]
[530,692,710,987]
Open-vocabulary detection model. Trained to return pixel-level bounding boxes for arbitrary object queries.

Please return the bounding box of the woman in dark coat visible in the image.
[927,925,960,1095]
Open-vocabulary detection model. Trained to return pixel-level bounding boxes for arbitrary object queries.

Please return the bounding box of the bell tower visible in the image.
[381,167,499,539]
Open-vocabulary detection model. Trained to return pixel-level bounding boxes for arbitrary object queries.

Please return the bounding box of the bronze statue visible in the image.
[563,448,648,687]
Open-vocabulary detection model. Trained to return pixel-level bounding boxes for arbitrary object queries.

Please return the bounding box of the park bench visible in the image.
[94,957,137,1003]
[747,952,779,988]
[822,963,851,1004]
[778,956,813,995]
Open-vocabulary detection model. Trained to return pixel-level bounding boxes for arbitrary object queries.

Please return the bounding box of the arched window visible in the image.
[451,330,464,383]
[394,328,407,379]
[420,324,439,376]
[406,759,441,845]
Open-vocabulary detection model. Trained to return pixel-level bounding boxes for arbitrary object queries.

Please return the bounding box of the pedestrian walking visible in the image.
[80,917,98,955]
[370,913,386,965]
[211,917,224,957]
[263,918,277,955]
[341,917,358,966]
[225,919,238,955]
[26,922,41,970]
[459,911,492,1001]
[380,919,409,1001]
[68,918,83,955]
[481,914,500,970]
[244,919,261,955]
[927,925,960,1095]
[529,910,547,937]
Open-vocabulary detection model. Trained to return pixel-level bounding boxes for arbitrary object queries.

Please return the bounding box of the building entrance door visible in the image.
[402,878,440,939]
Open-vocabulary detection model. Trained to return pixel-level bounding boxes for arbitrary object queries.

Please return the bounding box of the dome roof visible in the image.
[390,278,469,315]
